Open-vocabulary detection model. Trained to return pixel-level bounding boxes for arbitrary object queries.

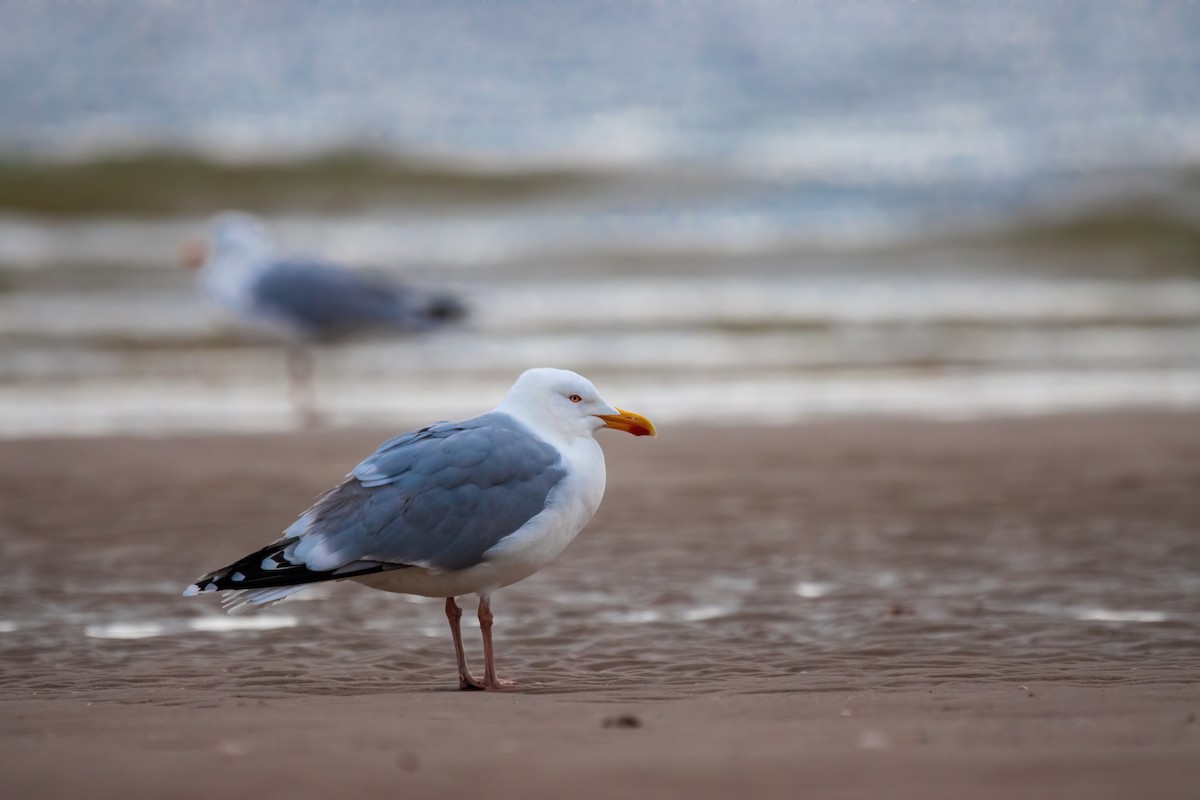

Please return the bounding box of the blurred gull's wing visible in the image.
[250,259,445,337]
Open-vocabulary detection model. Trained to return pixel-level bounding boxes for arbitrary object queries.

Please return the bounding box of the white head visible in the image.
[210,212,276,260]
[496,368,656,444]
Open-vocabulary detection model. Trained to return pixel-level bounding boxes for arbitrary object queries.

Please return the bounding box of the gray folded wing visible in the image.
[251,259,455,338]
[284,413,566,574]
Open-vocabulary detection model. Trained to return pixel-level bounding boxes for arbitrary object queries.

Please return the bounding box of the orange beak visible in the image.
[179,238,209,270]
[597,407,657,437]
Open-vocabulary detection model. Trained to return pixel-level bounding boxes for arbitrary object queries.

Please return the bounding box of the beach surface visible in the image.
[1,413,1198,798]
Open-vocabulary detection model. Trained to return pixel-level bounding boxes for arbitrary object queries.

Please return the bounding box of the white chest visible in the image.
[201,260,256,313]
[479,437,606,578]
[201,262,300,340]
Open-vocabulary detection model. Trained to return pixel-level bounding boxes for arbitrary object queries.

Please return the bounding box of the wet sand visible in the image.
[1,413,1199,798]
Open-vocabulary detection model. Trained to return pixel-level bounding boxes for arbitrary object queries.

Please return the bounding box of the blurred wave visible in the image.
[2,161,1199,276]
[0,149,667,217]
[1,160,1198,437]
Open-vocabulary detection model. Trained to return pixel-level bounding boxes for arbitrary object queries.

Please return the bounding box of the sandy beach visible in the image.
[1,412,1198,798]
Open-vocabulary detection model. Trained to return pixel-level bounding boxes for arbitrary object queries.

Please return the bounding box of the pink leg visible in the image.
[478,595,517,690]
[286,344,321,429]
[445,597,484,690]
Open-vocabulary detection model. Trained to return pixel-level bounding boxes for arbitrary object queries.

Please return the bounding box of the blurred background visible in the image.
[1,0,1199,436]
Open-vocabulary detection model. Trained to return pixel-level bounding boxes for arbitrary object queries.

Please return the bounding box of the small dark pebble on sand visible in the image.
[603,714,642,729]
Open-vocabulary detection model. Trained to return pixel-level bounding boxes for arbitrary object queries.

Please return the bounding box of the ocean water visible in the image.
[1,1,1199,435]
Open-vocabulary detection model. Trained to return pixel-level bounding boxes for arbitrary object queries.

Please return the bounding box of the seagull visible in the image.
[180,212,465,426]
[183,368,656,690]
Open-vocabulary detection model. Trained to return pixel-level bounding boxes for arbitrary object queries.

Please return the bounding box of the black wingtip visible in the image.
[182,535,397,595]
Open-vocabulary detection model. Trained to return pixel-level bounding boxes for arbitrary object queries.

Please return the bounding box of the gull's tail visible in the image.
[182,536,394,615]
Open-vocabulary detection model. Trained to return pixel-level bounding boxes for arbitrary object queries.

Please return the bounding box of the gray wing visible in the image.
[251,259,462,338]
[284,413,566,573]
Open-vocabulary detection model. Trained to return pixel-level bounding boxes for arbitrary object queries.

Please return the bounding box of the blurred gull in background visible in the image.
[180,212,465,426]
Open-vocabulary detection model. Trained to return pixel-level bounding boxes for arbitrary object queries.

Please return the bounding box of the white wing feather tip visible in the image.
[220,585,309,615]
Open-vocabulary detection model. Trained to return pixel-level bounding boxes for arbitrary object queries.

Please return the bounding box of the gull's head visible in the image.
[498,368,656,442]
[179,212,276,272]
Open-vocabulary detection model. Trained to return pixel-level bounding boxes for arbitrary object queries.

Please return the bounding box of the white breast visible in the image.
[199,256,300,339]
[201,258,257,314]
[482,437,605,576]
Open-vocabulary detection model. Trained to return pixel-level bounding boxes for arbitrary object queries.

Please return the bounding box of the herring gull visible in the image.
[183,368,656,690]
[180,212,464,425]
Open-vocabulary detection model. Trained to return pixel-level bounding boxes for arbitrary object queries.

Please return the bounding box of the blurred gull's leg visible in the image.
[286,344,320,428]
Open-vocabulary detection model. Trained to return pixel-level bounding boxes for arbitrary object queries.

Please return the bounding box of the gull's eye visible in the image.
[568,394,583,403]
